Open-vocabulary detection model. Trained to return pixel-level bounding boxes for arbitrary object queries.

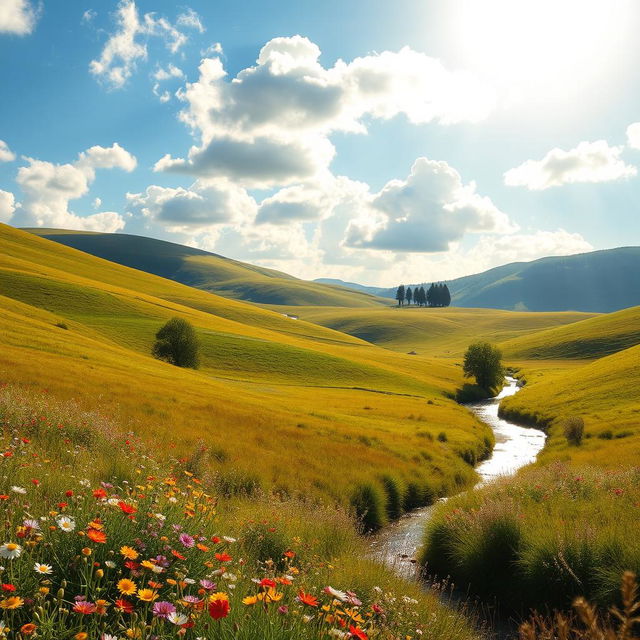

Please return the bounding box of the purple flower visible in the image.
[278,605,289,615]
[199,579,216,590]
[152,601,176,618]
[155,555,170,568]
[179,533,195,548]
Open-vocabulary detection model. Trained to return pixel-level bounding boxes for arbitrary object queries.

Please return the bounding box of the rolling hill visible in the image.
[1,223,495,507]
[25,229,387,307]
[326,247,640,313]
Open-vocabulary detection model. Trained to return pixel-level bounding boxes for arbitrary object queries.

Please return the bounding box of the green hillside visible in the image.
[25,229,387,307]
[1,223,495,511]
[350,247,640,312]
[279,305,595,356]
[500,305,640,359]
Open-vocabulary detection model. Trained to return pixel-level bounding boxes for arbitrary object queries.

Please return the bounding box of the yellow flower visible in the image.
[137,588,158,602]
[39,587,50,595]
[120,546,139,560]
[242,595,258,606]
[262,587,283,603]
[117,579,137,595]
[95,568,104,578]
[209,592,229,602]
[0,596,25,609]
[140,560,156,570]
[81,547,91,556]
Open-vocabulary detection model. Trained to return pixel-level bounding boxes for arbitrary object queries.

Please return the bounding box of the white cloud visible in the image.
[504,140,637,190]
[152,63,184,82]
[626,122,640,150]
[77,142,137,172]
[345,157,515,253]
[93,197,102,209]
[89,1,201,89]
[177,8,204,33]
[0,0,39,35]
[127,180,256,232]
[0,190,16,222]
[0,140,16,162]
[159,36,494,186]
[81,9,96,24]
[10,144,137,232]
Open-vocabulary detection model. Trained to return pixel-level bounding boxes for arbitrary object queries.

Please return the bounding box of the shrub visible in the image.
[564,416,585,446]
[380,474,404,521]
[350,482,387,532]
[597,429,613,440]
[55,321,68,330]
[152,316,200,368]
[437,431,448,442]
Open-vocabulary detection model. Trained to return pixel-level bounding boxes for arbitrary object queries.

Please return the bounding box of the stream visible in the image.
[370,376,547,580]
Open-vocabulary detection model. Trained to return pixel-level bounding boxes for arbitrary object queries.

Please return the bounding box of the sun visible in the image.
[449,0,633,105]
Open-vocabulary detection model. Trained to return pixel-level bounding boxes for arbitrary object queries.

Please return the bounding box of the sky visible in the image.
[1,0,640,287]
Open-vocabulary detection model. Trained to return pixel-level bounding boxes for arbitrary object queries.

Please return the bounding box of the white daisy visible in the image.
[56,516,76,532]
[0,543,22,559]
[34,562,53,575]
[168,611,189,625]
[10,486,26,494]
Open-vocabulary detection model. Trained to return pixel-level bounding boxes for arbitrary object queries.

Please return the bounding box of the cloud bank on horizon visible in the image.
[1,0,638,285]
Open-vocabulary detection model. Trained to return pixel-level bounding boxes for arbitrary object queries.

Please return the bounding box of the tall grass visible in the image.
[0,383,484,640]
[421,463,640,614]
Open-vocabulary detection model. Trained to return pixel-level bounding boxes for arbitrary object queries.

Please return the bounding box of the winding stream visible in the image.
[370,377,547,577]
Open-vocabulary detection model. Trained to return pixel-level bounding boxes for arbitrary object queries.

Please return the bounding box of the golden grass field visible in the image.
[1,224,497,512]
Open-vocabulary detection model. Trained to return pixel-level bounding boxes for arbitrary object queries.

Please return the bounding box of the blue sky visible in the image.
[1,0,639,286]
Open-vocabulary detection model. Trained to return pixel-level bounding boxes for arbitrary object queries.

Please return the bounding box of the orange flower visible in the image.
[120,545,138,559]
[297,591,318,607]
[114,598,134,613]
[196,543,209,552]
[349,625,368,640]
[215,552,232,563]
[92,488,107,499]
[20,623,37,635]
[118,501,137,514]
[87,528,107,544]
[284,550,296,558]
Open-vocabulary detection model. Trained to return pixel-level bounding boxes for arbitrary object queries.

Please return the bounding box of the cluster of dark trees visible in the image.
[395,283,451,307]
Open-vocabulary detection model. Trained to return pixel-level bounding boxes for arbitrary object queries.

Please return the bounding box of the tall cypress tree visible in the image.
[395,284,405,306]
[443,283,451,307]
[406,286,413,305]
[426,283,435,307]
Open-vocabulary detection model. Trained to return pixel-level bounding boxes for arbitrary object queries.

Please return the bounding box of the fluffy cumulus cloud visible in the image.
[0,0,39,35]
[127,180,256,233]
[504,140,637,190]
[156,36,494,187]
[89,1,203,89]
[10,144,137,231]
[0,140,16,162]
[0,190,16,222]
[626,122,640,150]
[345,158,515,252]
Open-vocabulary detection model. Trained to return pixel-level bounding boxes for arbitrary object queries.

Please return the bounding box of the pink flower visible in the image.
[179,533,195,548]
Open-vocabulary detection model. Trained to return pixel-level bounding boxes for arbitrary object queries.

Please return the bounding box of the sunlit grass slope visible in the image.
[0,224,494,516]
[500,305,640,359]
[500,344,640,466]
[26,228,388,307]
[278,306,594,356]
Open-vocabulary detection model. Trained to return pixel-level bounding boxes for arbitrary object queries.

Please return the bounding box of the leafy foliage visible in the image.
[462,341,504,391]
[152,317,200,368]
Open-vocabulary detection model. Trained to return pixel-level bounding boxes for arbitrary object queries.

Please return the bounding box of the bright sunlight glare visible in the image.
[450,0,633,106]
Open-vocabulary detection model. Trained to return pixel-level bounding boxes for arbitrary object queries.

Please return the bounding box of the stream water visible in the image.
[370,377,547,577]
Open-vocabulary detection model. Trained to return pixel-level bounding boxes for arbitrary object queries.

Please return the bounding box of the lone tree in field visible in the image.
[152,317,200,368]
[462,342,504,391]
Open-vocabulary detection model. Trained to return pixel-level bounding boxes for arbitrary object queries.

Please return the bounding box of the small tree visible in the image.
[564,416,585,446]
[462,342,503,391]
[406,286,413,305]
[395,285,405,306]
[152,317,200,368]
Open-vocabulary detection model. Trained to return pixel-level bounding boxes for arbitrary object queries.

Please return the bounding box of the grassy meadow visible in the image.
[0,224,497,527]
[0,383,482,640]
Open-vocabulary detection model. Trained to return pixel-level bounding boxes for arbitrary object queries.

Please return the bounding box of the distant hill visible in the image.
[323,248,640,313]
[24,229,387,307]
[313,278,389,297]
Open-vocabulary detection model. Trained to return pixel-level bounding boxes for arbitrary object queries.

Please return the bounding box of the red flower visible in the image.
[31,478,40,486]
[3,451,13,458]
[124,560,141,570]
[349,625,368,640]
[57,502,68,509]
[114,598,134,613]
[93,488,107,499]
[260,578,276,589]
[118,501,137,514]
[1,584,16,592]
[87,528,107,544]
[283,550,295,558]
[73,601,97,614]
[65,490,74,497]
[211,536,221,544]
[215,552,232,563]
[0,495,8,500]
[297,591,318,607]
[208,598,230,620]
[21,438,30,444]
